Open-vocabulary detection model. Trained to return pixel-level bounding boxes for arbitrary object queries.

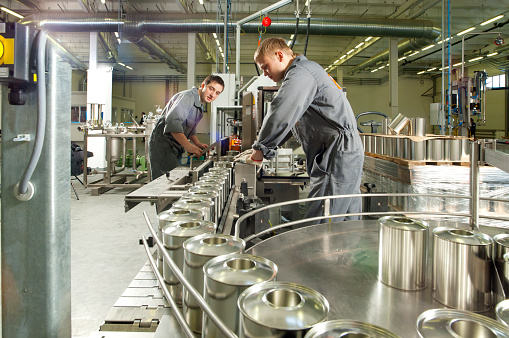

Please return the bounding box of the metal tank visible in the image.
[304,320,400,338]
[432,227,493,312]
[417,308,509,337]
[182,234,245,333]
[104,128,123,162]
[202,253,278,337]
[238,281,329,338]
[157,208,204,274]
[173,199,215,224]
[378,216,429,290]
[161,220,216,304]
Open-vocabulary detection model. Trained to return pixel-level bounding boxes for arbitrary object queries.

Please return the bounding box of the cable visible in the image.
[18,30,48,196]
[290,17,299,49]
[303,16,310,56]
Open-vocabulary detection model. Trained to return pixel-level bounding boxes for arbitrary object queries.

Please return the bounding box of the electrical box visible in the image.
[0,22,37,105]
[430,103,442,126]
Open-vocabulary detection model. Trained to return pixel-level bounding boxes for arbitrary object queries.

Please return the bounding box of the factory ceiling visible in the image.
[1,0,509,78]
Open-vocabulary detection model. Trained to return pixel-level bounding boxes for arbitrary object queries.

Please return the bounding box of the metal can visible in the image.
[496,299,509,327]
[432,227,493,312]
[161,220,216,304]
[182,234,245,333]
[238,281,329,338]
[173,199,215,224]
[378,216,429,290]
[203,253,278,337]
[304,320,400,338]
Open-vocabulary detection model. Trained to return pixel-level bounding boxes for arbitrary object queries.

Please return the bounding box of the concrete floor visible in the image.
[71,174,157,338]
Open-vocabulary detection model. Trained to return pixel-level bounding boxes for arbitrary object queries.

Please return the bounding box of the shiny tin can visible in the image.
[161,220,216,304]
[411,140,426,161]
[417,308,509,337]
[389,113,410,135]
[432,227,493,312]
[182,234,245,333]
[203,254,278,337]
[238,281,329,338]
[173,199,215,224]
[378,216,429,290]
[304,320,400,338]
[198,178,226,204]
[494,234,509,295]
[180,193,219,225]
[188,186,224,215]
[364,135,372,153]
[411,117,426,136]
[427,139,444,161]
[157,207,204,265]
[496,299,509,327]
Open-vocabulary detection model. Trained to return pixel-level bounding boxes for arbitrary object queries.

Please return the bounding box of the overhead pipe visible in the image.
[47,35,88,71]
[21,13,440,40]
[347,38,436,75]
[129,35,186,74]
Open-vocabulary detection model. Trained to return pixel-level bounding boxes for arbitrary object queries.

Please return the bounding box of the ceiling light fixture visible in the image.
[290,34,295,39]
[221,52,224,58]
[422,44,435,51]
[340,55,347,59]
[409,51,419,57]
[114,32,119,38]
[126,66,133,70]
[100,0,105,3]
[117,38,121,44]
[365,36,373,42]
[347,49,355,54]
[199,0,204,4]
[213,33,217,38]
[457,27,475,36]
[427,67,437,71]
[468,56,483,62]
[355,42,364,49]
[417,71,425,74]
[453,62,463,66]
[118,62,125,66]
[371,69,378,73]
[1,7,24,19]
[398,56,406,61]
[487,52,498,57]
[215,39,220,46]
[334,60,340,64]
[219,46,223,53]
[480,15,504,26]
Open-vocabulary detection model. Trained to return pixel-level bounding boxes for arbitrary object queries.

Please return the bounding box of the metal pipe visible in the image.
[129,35,186,74]
[140,236,194,338]
[233,192,475,237]
[470,141,480,231]
[237,0,293,25]
[21,13,440,39]
[142,212,238,338]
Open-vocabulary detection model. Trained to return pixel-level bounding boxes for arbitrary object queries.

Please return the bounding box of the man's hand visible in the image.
[234,149,263,168]
[184,143,203,157]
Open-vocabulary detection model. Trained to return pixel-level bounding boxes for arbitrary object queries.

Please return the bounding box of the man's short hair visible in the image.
[254,37,295,61]
[203,75,225,89]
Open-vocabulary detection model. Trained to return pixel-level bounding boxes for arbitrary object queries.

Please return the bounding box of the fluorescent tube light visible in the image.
[457,27,475,36]
[422,45,435,51]
[481,15,504,26]
[365,36,373,42]
[1,7,23,19]
[468,56,483,62]
[347,49,354,54]
[355,42,364,49]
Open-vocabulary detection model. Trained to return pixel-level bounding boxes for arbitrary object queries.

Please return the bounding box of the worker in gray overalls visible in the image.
[248,37,364,222]
[149,75,224,180]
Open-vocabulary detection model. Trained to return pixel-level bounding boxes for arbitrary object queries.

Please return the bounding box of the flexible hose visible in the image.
[19,30,48,195]
[303,16,310,56]
[289,17,299,49]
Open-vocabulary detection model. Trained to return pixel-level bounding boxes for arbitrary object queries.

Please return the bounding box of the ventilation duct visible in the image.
[129,36,186,74]
[21,13,440,40]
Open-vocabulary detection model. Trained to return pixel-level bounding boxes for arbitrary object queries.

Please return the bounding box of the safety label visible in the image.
[0,67,8,77]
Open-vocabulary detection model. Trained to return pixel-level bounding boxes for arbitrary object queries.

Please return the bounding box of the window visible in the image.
[71,106,87,123]
[486,74,506,89]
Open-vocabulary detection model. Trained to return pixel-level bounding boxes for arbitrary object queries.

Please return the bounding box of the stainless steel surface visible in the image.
[238,281,329,338]
[157,208,204,261]
[471,141,480,230]
[203,253,278,337]
[427,139,444,161]
[182,191,221,224]
[173,199,215,223]
[485,147,509,175]
[1,49,72,336]
[304,320,400,338]
[161,219,216,303]
[411,140,426,161]
[375,135,384,155]
[364,135,372,153]
[417,308,509,337]
[246,219,507,337]
[189,186,224,218]
[495,234,509,296]
[378,216,429,290]
[143,212,238,338]
[182,234,245,333]
[411,118,427,137]
[497,300,509,326]
[382,118,392,135]
[389,113,410,135]
[448,139,461,162]
[432,227,493,312]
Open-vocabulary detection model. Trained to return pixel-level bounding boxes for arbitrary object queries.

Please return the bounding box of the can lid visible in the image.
[194,182,222,189]
[162,220,216,238]
[158,208,204,223]
[304,320,399,338]
[378,216,428,231]
[183,234,245,256]
[496,299,509,327]
[238,281,329,331]
[182,191,219,200]
[204,253,277,286]
[433,227,493,246]
[495,234,509,248]
[174,199,214,209]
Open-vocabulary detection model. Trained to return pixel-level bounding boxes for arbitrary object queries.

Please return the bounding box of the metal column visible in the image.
[1,46,72,337]
[470,140,480,231]
[389,37,399,116]
[187,33,196,89]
